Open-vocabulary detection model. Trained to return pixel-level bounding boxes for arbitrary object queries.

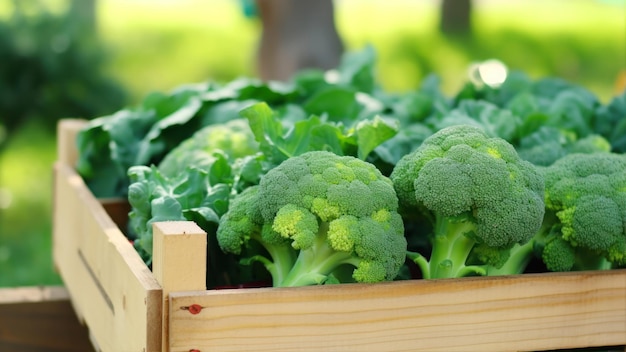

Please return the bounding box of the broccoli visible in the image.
[390,124,545,279]
[592,90,626,152]
[215,185,297,285]
[216,150,408,287]
[515,126,611,167]
[533,152,626,271]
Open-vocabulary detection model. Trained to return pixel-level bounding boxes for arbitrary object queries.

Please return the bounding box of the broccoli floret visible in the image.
[535,152,626,271]
[216,186,297,285]
[390,124,545,279]
[216,150,407,287]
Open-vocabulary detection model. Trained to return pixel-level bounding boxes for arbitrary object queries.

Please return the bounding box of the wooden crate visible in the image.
[53,119,626,352]
[0,286,94,351]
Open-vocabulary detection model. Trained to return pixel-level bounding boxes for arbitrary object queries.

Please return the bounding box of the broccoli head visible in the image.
[390,124,545,278]
[538,152,626,271]
[216,150,407,287]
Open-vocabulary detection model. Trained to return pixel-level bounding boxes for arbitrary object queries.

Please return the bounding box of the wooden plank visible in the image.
[53,162,162,351]
[152,221,207,351]
[168,269,626,352]
[56,118,86,166]
[0,286,70,303]
[0,286,94,352]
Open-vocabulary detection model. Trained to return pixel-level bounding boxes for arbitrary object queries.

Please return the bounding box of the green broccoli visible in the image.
[216,150,408,287]
[390,124,545,279]
[214,185,297,285]
[534,152,626,271]
[515,126,611,167]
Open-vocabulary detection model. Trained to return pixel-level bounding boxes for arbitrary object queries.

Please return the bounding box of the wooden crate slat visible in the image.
[168,269,626,352]
[0,286,94,352]
[53,161,162,352]
[152,221,207,350]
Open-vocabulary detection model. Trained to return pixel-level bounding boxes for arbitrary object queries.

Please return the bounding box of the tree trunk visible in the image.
[440,0,472,36]
[255,0,344,81]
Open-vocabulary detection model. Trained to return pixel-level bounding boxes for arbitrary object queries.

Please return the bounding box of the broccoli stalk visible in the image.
[217,151,408,287]
[239,231,298,286]
[481,214,556,276]
[408,214,487,279]
[391,124,546,279]
[278,223,360,287]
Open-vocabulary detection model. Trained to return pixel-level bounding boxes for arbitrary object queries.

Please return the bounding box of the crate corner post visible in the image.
[152,221,207,351]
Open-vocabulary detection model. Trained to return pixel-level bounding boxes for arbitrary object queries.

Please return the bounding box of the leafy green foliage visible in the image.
[516,127,611,167]
[0,2,125,136]
[241,102,398,164]
[76,46,396,198]
[593,91,626,152]
[76,84,210,197]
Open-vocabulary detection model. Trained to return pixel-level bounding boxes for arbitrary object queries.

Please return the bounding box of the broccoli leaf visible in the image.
[76,85,209,197]
[303,87,362,122]
[354,115,399,160]
[335,44,377,94]
[241,102,397,164]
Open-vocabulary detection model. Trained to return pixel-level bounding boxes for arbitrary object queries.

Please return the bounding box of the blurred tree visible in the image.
[250,0,474,81]
[69,0,96,33]
[254,0,344,81]
[0,0,125,143]
[440,0,473,36]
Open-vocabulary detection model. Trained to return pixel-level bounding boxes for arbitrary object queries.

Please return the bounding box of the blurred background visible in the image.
[0,0,624,287]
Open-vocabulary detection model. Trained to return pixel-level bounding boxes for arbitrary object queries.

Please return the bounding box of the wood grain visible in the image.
[53,118,163,352]
[168,269,626,352]
[152,221,207,351]
[0,286,94,352]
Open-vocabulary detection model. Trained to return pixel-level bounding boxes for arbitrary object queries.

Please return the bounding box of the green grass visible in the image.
[334,0,625,99]
[98,0,259,103]
[0,0,624,287]
[0,122,61,287]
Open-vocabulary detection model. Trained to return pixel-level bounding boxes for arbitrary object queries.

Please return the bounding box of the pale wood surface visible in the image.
[153,221,207,351]
[54,118,163,352]
[56,118,86,166]
[0,285,69,303]
[168,269,626,352]
[54,163,163,352]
